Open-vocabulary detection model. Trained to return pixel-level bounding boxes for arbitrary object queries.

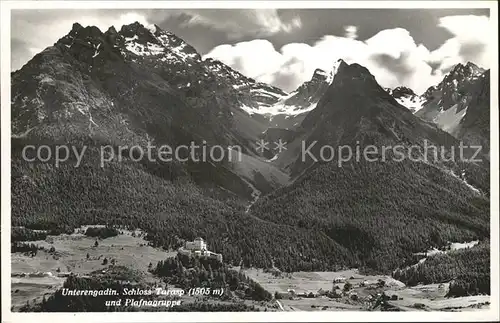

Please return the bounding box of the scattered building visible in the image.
[330,289,343,298]
[333,276,346,283]
[317,288,327,296]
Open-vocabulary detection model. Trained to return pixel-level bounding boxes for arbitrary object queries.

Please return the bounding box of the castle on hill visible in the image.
[178,237,223,262]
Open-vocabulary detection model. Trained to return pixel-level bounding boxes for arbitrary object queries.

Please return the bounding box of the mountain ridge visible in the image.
[10,21,491,274]
[250,59,489,271]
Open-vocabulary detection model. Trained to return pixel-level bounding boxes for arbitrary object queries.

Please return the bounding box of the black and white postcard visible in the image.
[1,1,498,322]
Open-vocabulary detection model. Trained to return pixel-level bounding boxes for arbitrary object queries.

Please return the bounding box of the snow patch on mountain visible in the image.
[238,60,344,117]
[329,59,343,82]
[386,86,427,113]
[314,69,334,84]
[263,101,319,116]
[124,35,138,42]
[250,88,285,100]
[92,43,101,58]
[433,104,468,134]
[125,41,165,56]
[394,95,427,113]
[238,97,318,117]
[159,37,198,60]
[239,104,258,116]
[120,24,200,62]
[145,24,158,35]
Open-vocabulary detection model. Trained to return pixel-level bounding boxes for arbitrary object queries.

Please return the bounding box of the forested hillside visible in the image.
[393,242,490,297]
[10,23,491,276]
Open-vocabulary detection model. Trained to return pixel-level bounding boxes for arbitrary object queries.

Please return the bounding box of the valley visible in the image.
[11,226,490,312]
[240,268,489,312]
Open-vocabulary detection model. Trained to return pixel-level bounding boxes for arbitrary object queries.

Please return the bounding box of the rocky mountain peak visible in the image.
[311,68,331,83]
[119,21,151,34]
[445,61,484,83]
[391,86,416,98]
[106,26,118,35]
[71,22,84,33]
[302,59,346,86]
[416,62,489,138]
[418,61,485,112]
[267,61,348,118]
[329,61,379,90]
[58,23,103,45]
[118,21,161,46]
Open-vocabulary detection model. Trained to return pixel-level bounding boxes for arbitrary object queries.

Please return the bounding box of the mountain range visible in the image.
[11,22,490,272]
[384,62,489,157]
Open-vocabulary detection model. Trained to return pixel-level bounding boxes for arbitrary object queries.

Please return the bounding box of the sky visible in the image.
[11,8,491,94]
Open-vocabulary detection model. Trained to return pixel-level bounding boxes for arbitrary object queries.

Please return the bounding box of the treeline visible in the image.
[153,253,272,302]
[12,227,48,242]
[11,241,42,254]
[84,226,119,239]
[393,242,490,296]
[448,272,490,297]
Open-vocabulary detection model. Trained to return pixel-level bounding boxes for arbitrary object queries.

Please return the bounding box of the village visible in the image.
[11,228,490,312]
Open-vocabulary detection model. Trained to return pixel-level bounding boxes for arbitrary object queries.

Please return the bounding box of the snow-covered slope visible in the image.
[235,60,343,129]
[415,62,485,134]
[204,57,288,109]
[385,86,426,113]
[433,104,468,135]
[384,63,488,142]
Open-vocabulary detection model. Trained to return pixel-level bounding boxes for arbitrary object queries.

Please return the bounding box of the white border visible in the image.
[1,1,498,322]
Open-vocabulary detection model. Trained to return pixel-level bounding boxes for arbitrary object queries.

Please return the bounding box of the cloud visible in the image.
[205,15,490,94]
[178,9,301,39]
[11,9,302,71]
[206,40,284,82]
[205,28,439,93]
[343,25,358,39]
[427,15,490,72]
